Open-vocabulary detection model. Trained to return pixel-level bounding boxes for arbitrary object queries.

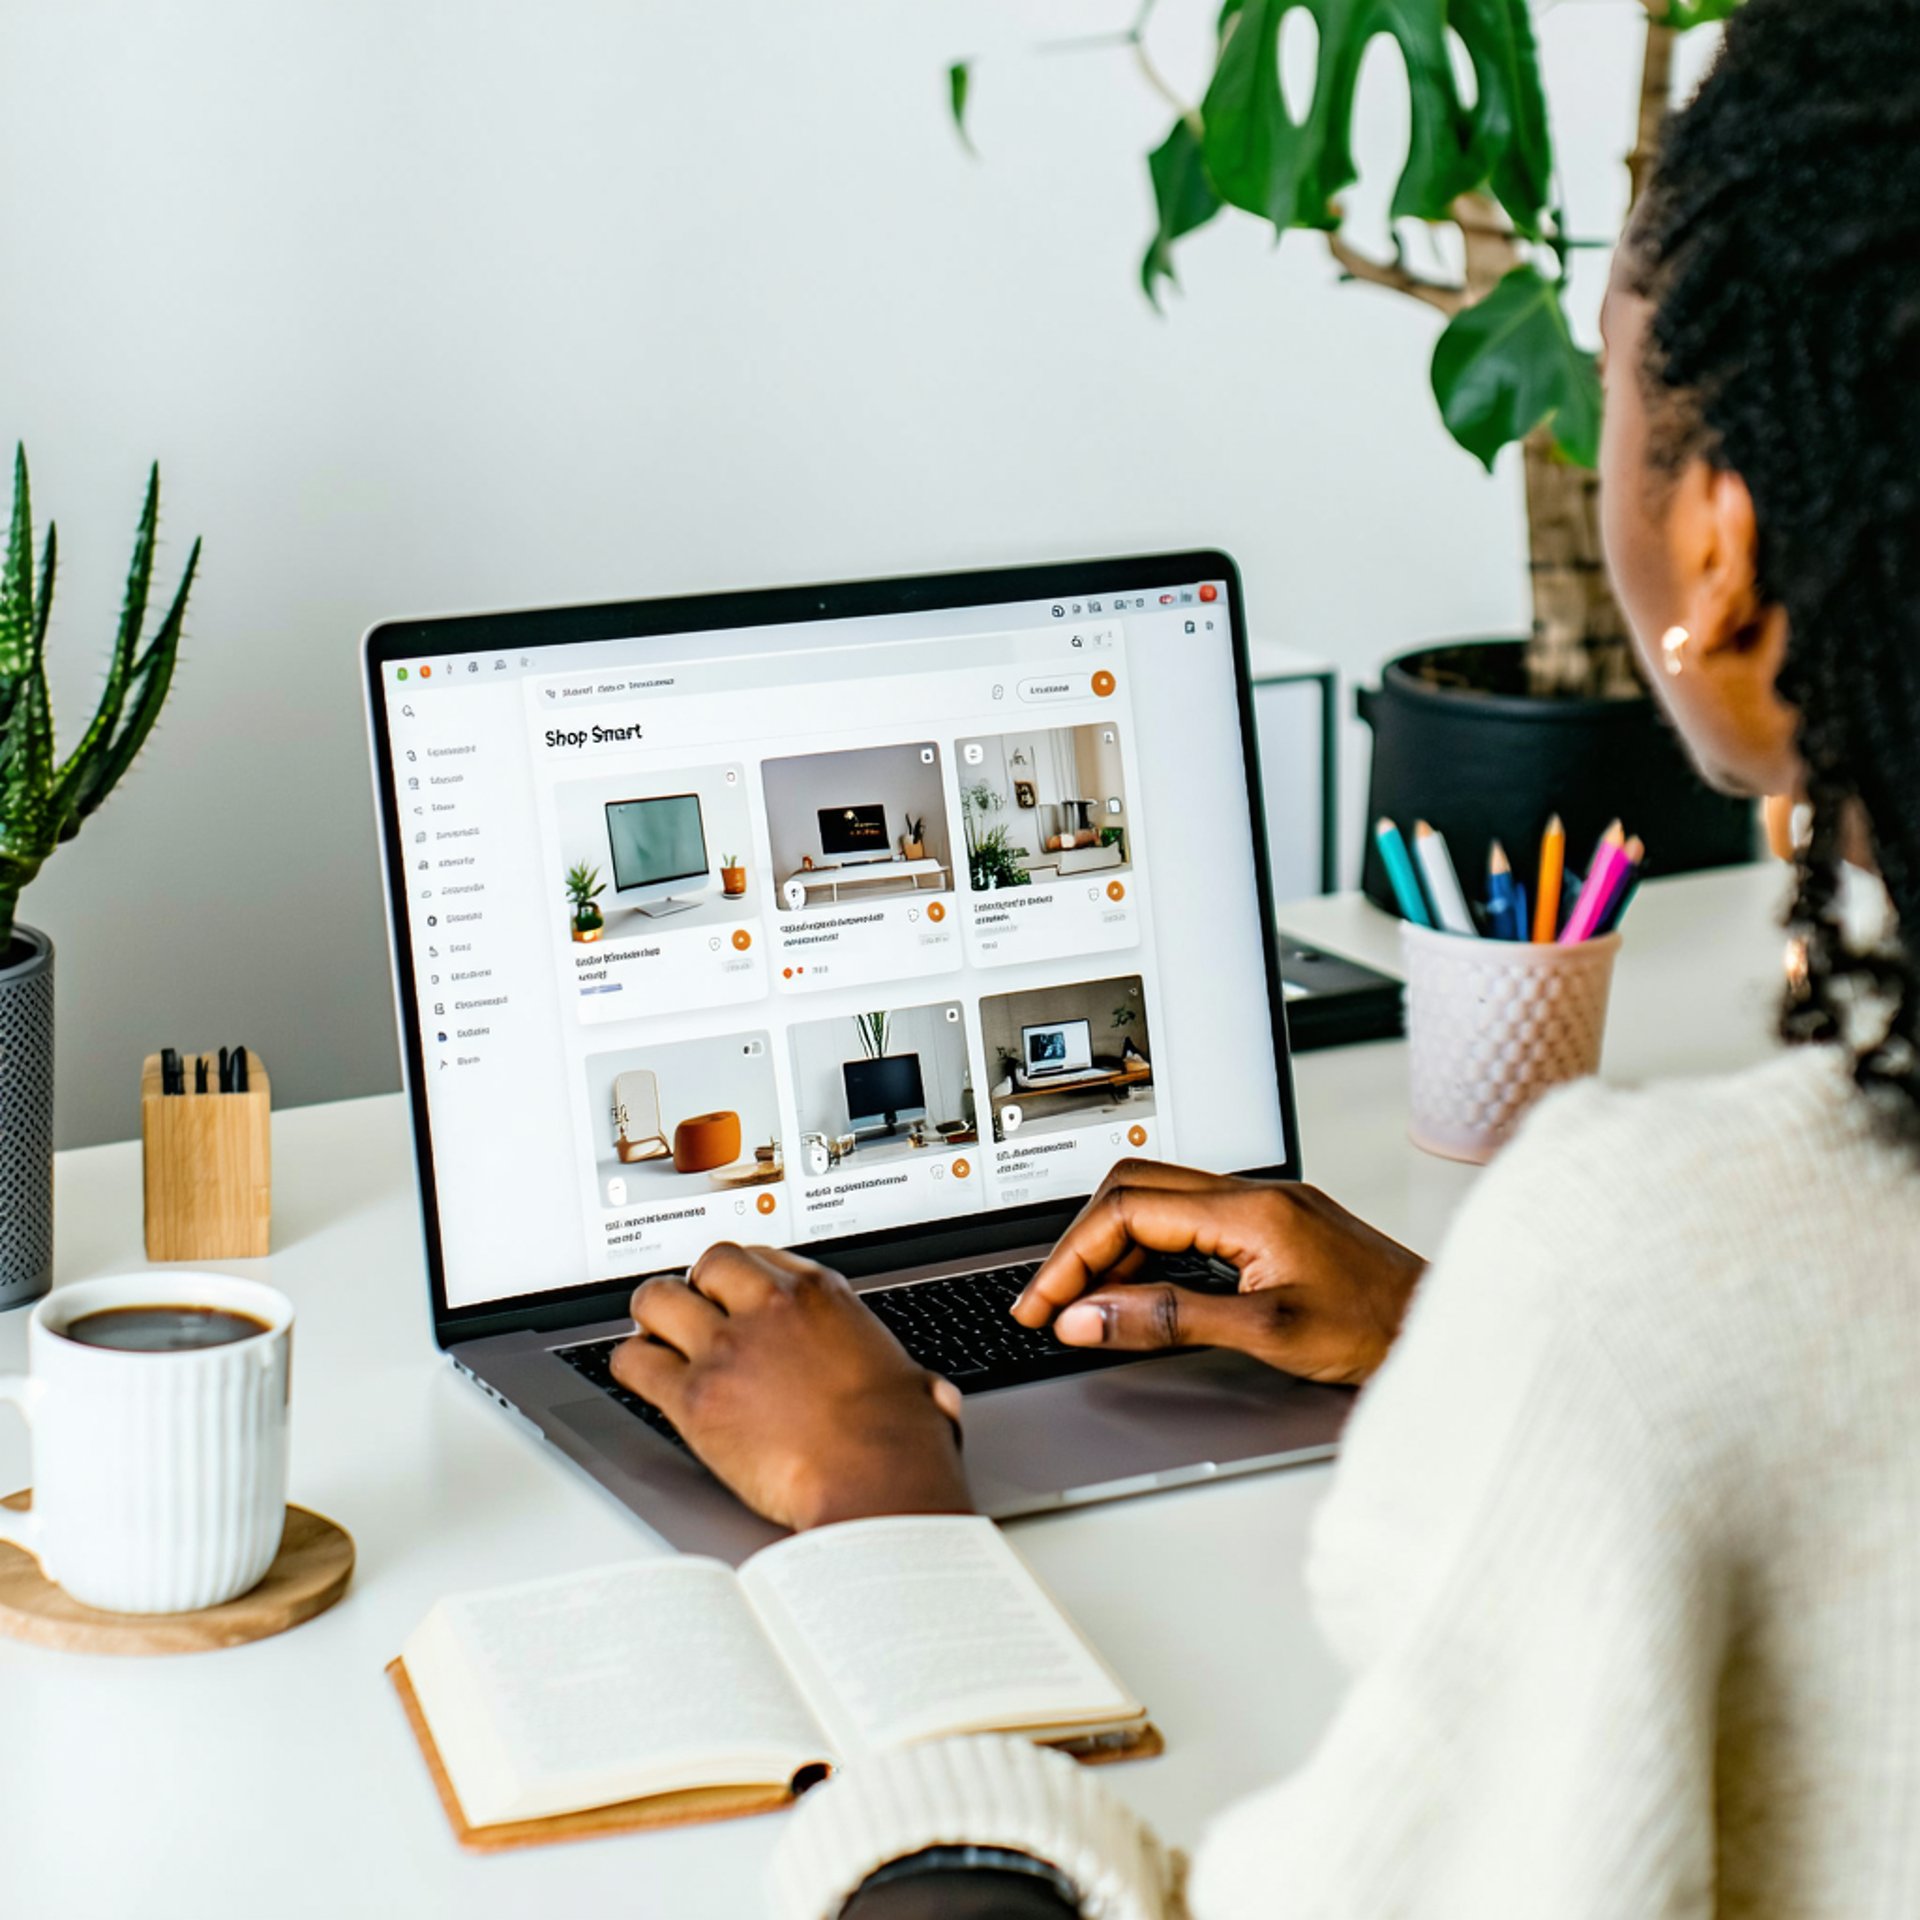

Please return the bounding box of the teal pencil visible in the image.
[1374,818,1432,927]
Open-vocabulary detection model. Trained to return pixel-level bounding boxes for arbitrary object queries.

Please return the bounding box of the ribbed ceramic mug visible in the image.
[0,1274,292,1613]
[1402,922,1622,1165]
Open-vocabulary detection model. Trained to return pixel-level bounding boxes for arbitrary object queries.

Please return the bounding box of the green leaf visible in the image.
[60,536,196,837]
[1430,264,1601,468]
[1141,118,1223,302]
[1663,0,1742,26]
[948,60,975,154]
[0,445,33,683]
[50,464,157,828]
[1200,0,1553,241]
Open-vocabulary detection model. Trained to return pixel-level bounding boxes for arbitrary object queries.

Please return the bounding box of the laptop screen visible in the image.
[366,557,1296,1322]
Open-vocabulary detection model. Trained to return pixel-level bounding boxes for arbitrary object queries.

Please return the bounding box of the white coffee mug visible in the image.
[0,1273,292,1614]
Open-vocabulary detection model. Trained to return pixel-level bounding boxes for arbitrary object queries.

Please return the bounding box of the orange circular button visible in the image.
[1106,879,1126,902]
[732,928,753,950]
[1091,670,1116,697]
[951,1158,971,1180]
[926,900,946,922]
[1127,1125,1148,1148]
[782,966,794,979]
[755,1191,777,1215]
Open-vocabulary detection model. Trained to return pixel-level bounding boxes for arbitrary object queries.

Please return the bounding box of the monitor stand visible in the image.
[633,895,698,918]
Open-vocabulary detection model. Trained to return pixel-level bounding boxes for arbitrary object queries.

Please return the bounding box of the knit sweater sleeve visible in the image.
[1188,1085,1730,1920]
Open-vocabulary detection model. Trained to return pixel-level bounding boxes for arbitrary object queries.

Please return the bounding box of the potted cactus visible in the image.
[565,861,606,941]
[719,851,748,897]
[0,447,200,1309]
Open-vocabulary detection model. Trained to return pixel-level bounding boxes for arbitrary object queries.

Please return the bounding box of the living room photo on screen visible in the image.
[977,974,1154,1143]
[955,723,1130,893]
[786,1000,980,1175]
[552,764,756,947]
[583,1030,784,1208]
[760,742,954,914]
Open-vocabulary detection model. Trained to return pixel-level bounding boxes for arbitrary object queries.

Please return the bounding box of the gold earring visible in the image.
[1660,625,1690,677]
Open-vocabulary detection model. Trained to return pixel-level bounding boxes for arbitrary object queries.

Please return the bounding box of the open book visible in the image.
[390,1514,1158,1849]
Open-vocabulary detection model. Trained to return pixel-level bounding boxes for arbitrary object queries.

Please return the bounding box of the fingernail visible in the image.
[1056,1303,1106,1346]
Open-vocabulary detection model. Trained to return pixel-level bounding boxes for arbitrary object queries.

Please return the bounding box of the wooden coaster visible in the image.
[0,1493,353,1655]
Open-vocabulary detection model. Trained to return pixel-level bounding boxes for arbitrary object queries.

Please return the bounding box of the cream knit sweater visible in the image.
[776,1047,1920,1918]
[1189,1046,1920,1918]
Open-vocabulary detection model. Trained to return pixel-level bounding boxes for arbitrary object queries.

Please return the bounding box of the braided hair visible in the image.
[1626,0,1920,1128]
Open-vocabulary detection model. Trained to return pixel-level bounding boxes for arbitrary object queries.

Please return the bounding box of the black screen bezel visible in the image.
[361,549,1303,1349]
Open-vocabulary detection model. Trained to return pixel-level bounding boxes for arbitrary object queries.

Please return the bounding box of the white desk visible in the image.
[0,865,1790,1920]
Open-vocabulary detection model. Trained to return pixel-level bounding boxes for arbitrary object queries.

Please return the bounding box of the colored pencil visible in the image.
[1561,833,1633,944]
[1414,821,1477,937]
[1532,814,1565,943]
[1374,818,1432,928]
[1597,836,1646,935]
[1486,841,1524,941]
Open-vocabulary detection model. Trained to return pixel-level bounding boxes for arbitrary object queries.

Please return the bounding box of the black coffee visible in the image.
[61,1306,270,1353]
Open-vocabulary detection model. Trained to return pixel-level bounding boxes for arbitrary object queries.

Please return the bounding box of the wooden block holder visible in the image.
[141,1050,271,1260]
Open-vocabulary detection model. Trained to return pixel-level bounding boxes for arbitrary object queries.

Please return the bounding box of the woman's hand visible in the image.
[609,1244,972,1532]
[1012,1160,1425,1386]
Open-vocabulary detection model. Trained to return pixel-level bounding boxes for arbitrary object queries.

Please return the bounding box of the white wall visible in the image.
[0,0,1713,1146]
[762,743,952,883]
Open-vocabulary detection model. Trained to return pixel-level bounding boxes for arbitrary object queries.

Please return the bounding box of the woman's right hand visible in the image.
[1012,1160,1425,1387]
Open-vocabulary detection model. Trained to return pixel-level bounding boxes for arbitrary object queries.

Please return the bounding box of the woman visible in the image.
[612,1,1920,1910]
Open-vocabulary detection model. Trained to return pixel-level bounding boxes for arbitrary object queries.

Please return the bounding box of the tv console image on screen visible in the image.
[1023,1018,1093,1078]
[606,794,711,917]
[843,1053,927,1137]
[818,804,890,864]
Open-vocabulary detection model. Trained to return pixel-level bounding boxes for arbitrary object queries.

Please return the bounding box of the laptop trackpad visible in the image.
[962,1351,1351,1511]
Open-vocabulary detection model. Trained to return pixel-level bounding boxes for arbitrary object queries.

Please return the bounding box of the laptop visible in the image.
[362,550,1351,1563]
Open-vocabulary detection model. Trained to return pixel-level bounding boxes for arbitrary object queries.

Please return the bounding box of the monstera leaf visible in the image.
[1143,120,1225,302]
[1198,0,1552,238]
[1430,263,1600,467]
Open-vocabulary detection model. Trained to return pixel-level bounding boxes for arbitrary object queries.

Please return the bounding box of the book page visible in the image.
[740,1515,1142,1757]
[402,1558,829,1828]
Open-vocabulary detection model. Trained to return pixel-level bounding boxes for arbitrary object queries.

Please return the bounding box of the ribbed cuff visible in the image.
[767,1735,1179,1920]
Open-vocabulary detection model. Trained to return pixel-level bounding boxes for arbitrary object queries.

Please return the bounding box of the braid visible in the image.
[1629,0,1920,1129]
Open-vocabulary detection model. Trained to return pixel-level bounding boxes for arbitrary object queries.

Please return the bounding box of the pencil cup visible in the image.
[1401,923,1621,1165]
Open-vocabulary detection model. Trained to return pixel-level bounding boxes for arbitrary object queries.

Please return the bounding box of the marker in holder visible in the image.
[141,1048,272,1260]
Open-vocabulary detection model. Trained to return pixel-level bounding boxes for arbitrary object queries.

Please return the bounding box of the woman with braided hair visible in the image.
[612,2,1920,1911]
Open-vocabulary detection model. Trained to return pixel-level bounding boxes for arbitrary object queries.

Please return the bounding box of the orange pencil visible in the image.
[1532,814,1565,943]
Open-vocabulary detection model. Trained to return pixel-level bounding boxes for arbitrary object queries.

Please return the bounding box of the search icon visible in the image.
[401,704,416,718]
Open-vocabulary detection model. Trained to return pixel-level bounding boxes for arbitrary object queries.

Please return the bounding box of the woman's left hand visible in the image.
[609,1244,972,1532]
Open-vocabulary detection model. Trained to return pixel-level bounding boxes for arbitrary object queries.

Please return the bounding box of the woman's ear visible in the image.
[1673,461,1784,668]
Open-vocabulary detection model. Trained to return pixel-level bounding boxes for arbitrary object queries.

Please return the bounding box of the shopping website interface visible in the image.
[384,581,1288,1311]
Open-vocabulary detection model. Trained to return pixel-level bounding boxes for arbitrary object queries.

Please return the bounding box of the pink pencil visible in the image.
[1560,838,1632,944]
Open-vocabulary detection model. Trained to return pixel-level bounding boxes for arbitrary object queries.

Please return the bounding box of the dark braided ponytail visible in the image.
[1628,0,1920,1128]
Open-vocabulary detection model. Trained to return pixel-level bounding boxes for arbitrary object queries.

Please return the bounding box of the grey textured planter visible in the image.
[0,925,54,1311]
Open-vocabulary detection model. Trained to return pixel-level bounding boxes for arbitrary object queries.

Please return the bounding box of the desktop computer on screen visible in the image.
[844,1054,927,1138]
[606,793,712,917]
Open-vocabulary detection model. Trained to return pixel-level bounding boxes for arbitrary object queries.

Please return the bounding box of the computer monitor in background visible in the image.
[605,793,711,916]
[1023,1018,1092,1078]
[819,804,890,864]
[843,1054,927,1137]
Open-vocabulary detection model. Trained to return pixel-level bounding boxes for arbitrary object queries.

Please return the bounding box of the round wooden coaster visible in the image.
[0,1493,354,1656]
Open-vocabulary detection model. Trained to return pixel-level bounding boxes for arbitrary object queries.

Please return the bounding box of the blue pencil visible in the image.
[1375,818,1432,927]
[1486,840,1524,940]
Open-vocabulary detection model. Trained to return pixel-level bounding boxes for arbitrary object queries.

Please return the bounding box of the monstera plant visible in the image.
[0,446,199,1307]
[950,1,1756,904]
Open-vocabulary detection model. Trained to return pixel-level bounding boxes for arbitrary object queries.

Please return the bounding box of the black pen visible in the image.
[195,1054,208,1095]
[162,1046,182,1096]
[234,1046,250,1094]
[218,1045,231,1093]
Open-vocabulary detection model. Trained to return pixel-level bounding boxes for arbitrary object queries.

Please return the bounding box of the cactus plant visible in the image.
[0,445,201,950]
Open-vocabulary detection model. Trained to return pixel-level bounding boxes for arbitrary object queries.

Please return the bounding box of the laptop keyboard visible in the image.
[552,1262,1129,1455]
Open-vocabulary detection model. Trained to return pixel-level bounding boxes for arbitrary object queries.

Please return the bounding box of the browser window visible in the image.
[379,578,1288,1311]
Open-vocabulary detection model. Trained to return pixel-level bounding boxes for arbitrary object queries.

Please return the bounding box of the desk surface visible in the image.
[0,864,1790,1920]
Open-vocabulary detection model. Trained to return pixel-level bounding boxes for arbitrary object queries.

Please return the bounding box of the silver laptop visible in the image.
[362,551,1350,1563]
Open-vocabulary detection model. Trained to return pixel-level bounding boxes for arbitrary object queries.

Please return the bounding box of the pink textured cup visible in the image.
[1401,922,1621,1164]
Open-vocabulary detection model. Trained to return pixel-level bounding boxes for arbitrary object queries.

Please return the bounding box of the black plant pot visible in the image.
[1359,640,1756,918]
[0,924,54,1311]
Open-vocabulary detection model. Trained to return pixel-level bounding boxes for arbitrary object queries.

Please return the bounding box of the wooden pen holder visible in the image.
[141,1052,272,1261]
